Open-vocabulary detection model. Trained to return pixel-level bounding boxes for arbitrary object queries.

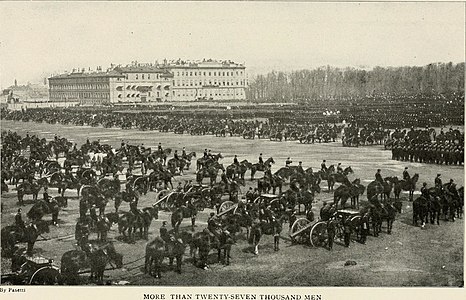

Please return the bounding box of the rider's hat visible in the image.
[423,182,427,186]
[260,153,262,155]
[377,169,381,172]
[404,167,408,169]
[323,160,326,162]
[437,174,441,177]
[450,179,454,182]
[162,221,167,225]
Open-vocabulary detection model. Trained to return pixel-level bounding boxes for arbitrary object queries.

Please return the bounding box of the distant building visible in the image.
[48,59,247,105]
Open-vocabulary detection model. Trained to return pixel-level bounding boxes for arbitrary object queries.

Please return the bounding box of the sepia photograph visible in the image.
[0,0,464,294]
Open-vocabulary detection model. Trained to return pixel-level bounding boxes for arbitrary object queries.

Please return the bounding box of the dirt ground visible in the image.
[1,120,464,286]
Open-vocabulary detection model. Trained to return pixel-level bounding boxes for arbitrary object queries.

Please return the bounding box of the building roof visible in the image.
[113,66,166,73]
[49,70,124,80]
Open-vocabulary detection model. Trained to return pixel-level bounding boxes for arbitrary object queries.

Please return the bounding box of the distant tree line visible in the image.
[246,62,464,102]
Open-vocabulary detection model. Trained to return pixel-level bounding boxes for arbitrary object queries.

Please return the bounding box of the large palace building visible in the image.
[48,59,247,104]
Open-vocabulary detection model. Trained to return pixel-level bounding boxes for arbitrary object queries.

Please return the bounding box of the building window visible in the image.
[142,74,145,79]
[190,72,192,76]
[214,72,216,76]
[209,72,211,76]
[203,72,206,76]
[148,74,150,79]
[136,74,139,79]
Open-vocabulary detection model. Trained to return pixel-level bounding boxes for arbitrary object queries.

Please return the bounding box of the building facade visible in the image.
[48,60,247,104]
[167,60,247,101]
[48,71,124,105]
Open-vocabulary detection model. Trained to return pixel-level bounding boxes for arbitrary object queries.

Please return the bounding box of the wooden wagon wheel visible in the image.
[290,218,311,244]
[78,185,92,199]
[29,266,61,285]
[309,221,328,247]
[132,176,147,194]
[218,200,235,215]
[165,192,180,211]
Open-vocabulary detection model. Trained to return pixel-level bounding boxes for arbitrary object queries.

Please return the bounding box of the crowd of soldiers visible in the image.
[392,142,464,165]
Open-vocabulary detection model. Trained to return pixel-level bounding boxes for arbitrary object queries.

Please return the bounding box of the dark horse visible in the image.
[370,199,402,236]
[170,205,197,232]
[394,174,419,201]
[60,241,123,284]
[413,196,429,227]
[327,166,353,191]
[181,229,235,268]
[1,220,50,257]
[250,157,275,180]
[144,237,186,278]
[248,216,285,255]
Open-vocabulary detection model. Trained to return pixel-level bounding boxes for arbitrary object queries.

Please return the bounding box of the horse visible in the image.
[394,174,419,201]
[27,198,61,225]
[170,205,198,232]
[250,157,275,180]
[1,220,50,257]
[17,179,48,205]
[257,174,284,195]
[144,237,186,278]
[222,210,254,239]
[196,153,223,170]
[367,180,384,201]
[60,241,123,285]
[226,160,252,180]
[196,163,224,185]
[327,167,353,191]
[412,196,429,227]
[350,179,365,209]
[113,190,137,212]
[248,216,285,255]
[50,172,81,197]
[371,200,402,235]
[382,176,397,200]
[333,185,352,209]
[181,229,234,268]
[167,158,187,175]
[182,152,196,170]
[133,206,159,240]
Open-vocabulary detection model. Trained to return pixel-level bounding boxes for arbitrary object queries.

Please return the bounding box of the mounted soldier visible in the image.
[15,208,25,230]
[403,167,410,180]
[174,150,180,161]
[337,163,343,174]
[258,153,264,166]
[420,182,429,199]
[285,157,292,167]
[181,147,187,159]
[233,155,239,166]
[435,174,442,189]
[321,160,327,172]
[157,143,163,156]
[297,161,305,174]
[375,169,383,184]
[43,187,50,203]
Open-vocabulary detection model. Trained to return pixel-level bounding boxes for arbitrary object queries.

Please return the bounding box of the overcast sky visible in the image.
[0,1,464,88]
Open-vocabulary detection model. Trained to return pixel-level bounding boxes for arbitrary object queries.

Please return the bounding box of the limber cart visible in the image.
[289,208,361,247]
[1,255,60,285]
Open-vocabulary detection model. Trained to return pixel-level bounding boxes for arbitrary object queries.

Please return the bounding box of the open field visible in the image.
[1,120,464,286]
